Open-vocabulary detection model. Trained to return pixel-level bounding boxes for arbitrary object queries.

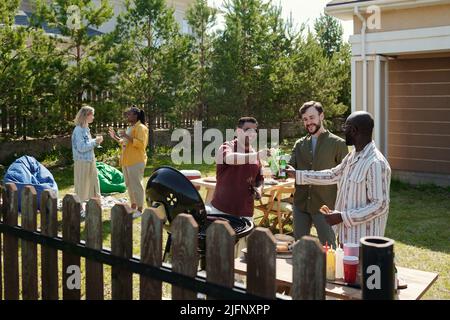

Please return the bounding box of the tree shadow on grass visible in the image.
[52,165,74,191]
[385,180,450,254]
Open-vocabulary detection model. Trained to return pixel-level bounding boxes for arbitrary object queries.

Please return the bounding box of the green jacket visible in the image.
[289,130,348,215]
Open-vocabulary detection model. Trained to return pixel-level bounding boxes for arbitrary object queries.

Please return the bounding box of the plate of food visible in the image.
[241,241,294,259]
[264,178,279,185]
[276,242,293,257]
[274,234,295,243]
[275,234,294,258]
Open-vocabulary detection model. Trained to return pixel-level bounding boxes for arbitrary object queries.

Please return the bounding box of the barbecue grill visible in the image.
[145,166,254,267]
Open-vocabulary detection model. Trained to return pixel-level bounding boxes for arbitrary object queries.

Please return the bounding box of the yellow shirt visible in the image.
[120,121,149,167]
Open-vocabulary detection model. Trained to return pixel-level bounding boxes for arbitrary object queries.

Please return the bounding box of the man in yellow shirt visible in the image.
[109,106,149,215]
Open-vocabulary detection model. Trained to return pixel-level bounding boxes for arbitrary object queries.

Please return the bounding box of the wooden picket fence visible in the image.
[0,182,327,300]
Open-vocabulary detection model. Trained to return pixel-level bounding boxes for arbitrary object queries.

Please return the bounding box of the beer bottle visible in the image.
[279,155,287,179]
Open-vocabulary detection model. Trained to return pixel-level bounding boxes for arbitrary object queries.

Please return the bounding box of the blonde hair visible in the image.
[74,105,95,127]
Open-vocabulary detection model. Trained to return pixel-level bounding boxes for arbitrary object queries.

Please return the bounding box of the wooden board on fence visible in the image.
[40,190,59,300]
[86,198,104,300]
[292,236,326,300]
[206,221,235,299]
[21,186,39,300]
[140,207,165,300]
[171,214,199,300]
[3,183,19,299]
[111,204,133,300]
[62,194,81,300]
[247,228,277,299]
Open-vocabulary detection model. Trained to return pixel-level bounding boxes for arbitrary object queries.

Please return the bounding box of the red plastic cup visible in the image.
[343,255,359,284]
[180,170,202,190]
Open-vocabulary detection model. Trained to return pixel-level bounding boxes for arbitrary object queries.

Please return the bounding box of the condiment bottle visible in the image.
[335,247,344,279]
[326,248,336,281]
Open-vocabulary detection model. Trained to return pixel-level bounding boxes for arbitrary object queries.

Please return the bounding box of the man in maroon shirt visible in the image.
[210,117,271,219]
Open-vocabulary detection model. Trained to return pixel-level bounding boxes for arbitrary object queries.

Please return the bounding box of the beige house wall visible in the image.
[388,56,450,175]
[331,1,450,185]
[353,4,450,34]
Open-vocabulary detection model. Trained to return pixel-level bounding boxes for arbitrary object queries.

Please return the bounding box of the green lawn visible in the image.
[2,150,449,299]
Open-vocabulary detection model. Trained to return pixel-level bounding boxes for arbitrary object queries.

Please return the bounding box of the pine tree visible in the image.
[314,13,344,59]
[186,0,217,126]
[210,0,294,129]
[33,0,114,119]
[114,0,193,152]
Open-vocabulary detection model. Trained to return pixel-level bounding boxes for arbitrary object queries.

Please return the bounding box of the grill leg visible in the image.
[199,254,206,271]
[163,233,172,263]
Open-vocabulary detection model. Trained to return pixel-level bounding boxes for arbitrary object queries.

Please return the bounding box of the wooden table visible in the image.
[234,256,438,300]
[191,177,295,204]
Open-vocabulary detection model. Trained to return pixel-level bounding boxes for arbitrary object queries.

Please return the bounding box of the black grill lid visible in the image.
[145,166,206,226]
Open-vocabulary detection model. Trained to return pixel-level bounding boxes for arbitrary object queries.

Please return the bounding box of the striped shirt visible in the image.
[295,141,391,244]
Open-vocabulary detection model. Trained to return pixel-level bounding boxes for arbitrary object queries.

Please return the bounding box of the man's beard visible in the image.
[306,122,321,135]
[345,133,354,146]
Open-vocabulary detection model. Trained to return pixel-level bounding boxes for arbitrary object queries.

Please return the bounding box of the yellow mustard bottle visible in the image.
[326,248,336,281]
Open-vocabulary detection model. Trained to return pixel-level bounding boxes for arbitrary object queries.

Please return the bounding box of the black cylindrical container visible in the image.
[360,236,395,300]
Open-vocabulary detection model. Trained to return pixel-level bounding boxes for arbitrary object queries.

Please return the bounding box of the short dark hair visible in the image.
[299,101,324,116]
[237,116,258,128]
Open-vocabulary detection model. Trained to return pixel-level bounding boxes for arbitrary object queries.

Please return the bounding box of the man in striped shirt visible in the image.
[287,111,391,244]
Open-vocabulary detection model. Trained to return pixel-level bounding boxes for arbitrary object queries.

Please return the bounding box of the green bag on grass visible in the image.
[96,162,127,194]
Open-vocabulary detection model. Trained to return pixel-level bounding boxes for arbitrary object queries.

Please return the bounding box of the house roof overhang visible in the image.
[325,0,450,20]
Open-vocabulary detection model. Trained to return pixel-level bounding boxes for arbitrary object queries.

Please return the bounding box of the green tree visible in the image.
[18,29,67,138]
[0,0,20,24]
[114,0,194,152]
[210,0,295,129]
[0,0,26,139]
[333,42,351,113]
[314,13,344,59]
[314,13,351,115]
[288,32,348,130]
[33,0,114,119]
[186,0,217,126]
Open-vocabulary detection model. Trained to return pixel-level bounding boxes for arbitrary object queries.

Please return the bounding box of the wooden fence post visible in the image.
[3,183,19,299]
[21,186,39,300]
[40,189,59,300]
[206,221,235,299]
[86,198,104,300]
[292,236,326,300]
[247,227,277,299]
[171,214,199,300]
[62,194,81,300]
[140,207,165,300]
[111,204,133,300]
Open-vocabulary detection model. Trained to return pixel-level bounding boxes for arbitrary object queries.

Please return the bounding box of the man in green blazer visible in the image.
[288,101,348,248]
